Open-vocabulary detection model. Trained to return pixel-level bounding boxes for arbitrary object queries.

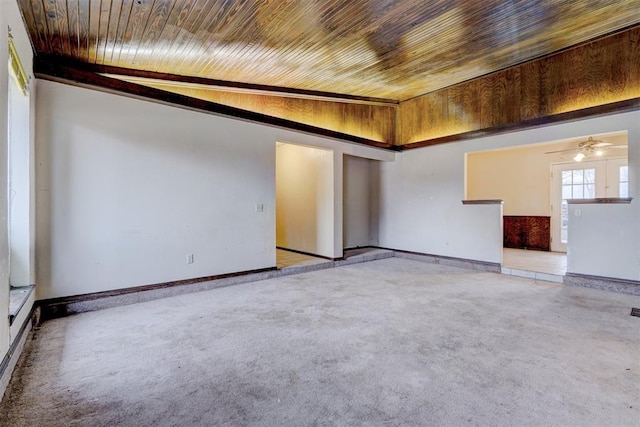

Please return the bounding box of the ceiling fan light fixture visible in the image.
[595,149,604,156]
[574,152,585,162]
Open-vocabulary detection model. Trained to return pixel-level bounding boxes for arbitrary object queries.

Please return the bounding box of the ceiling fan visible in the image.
[544,136,627,161]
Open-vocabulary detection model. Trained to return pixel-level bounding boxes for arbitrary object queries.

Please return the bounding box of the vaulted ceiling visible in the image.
[19,0,640,101]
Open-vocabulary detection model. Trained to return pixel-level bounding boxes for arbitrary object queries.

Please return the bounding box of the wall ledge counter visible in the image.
[461,199,504,205]
[566,198,633,204]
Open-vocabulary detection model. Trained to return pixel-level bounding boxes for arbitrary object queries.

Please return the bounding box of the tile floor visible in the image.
[276,247,568,280]
[276,248,326,269]
[502,248,567,275]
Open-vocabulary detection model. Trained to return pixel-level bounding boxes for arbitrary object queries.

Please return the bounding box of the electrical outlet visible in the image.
[187,254,194,264]
[574,209,581,217]
[256,203,264,212]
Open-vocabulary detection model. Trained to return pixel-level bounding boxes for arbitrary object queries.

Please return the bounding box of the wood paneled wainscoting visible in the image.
[503,216,551,251]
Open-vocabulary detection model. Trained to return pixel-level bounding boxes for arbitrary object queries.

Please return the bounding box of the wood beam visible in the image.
[34,56,397,151]
[398,98,640,151]
[36,55,398,107]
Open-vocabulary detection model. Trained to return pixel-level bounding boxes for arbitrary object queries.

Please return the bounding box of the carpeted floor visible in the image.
[1,258,639,426]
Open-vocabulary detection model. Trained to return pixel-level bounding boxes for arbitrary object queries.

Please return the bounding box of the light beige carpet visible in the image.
[2,258,638,426]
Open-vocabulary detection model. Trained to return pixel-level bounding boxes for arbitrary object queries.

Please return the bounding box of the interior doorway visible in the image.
[466,131,628,275]
[275,142,334,267]
[343,155,379,250]
[274,144,382,269]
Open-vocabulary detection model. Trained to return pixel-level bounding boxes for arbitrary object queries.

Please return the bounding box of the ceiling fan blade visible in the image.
[544,148,580,154]
[544,142,626,155]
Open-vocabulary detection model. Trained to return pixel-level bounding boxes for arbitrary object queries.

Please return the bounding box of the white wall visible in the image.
[36,81,278,299]
[36,80,395,299]
[379,111,639,280]
[566,114,640,281]
[378,140,504,263]
[276,143,334,258]
[343,155,373,248]
[568,203,639,280]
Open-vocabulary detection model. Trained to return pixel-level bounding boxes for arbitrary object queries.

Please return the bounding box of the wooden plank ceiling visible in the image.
[19,0,640,101]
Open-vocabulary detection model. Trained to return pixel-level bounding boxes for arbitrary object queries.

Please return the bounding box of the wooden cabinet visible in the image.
[503,216,550,251]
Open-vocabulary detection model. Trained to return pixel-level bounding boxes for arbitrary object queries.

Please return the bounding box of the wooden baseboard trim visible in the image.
[376,246,502,273]
[42,248,640,325]
[38,267,276,321]
[461,199,504,205]
[343,245,377,251]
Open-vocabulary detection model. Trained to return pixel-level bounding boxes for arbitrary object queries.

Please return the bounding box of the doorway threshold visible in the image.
[501,266,564,283]
[276,247,395,274]
[276,248,327,270]
[501,248,566,283]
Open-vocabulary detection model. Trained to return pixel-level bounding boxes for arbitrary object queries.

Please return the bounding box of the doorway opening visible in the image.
[274,143,383,270]
[275,142,334,269]
[466,131,628,277]
[343,154,379,251]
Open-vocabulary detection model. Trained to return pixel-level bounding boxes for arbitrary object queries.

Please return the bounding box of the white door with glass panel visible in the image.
[551,159,628,252]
